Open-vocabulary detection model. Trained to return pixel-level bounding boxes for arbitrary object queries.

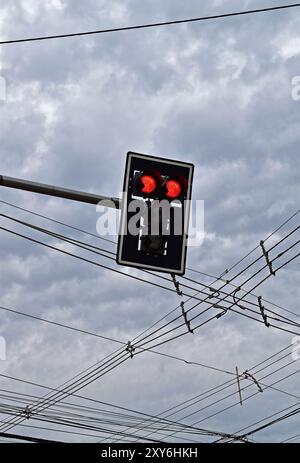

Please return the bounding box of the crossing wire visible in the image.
[106,346,299,442]
[1,200,298,325]
[1,214,299,339]
[1,202,298,438]
[0,221,298,432]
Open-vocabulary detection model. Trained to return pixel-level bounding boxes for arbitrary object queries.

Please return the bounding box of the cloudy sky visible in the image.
[0,0,300,443]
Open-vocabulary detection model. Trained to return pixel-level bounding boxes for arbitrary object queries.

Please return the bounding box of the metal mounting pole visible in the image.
[0,175,121,209]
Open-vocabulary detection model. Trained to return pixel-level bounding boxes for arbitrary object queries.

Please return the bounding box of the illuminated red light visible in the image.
[165,179,182,199]
[141,175,157,194]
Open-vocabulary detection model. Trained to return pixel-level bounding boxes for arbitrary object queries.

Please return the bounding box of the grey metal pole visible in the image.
[0,175,121,209]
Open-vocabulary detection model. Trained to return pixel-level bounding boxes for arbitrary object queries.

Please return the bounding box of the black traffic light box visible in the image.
[117,152,194,275]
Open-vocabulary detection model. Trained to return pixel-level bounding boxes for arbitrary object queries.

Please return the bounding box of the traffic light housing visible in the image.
[117,152,194,275]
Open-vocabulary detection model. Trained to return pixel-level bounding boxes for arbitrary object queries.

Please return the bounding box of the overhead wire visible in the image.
[104,344,298,442]
[0,375,245,442]
[2,211,298,327]
[138,360,300,443]
[130,238,300,352]
[0,3,300,45]
[1,205,298,440]
[1,213,299,344]
[1,200,298,329]
[0,214,298,380]
[281,431,300,443]
[229,403,300,442]
[0,303,235,376]
[5,346,292,444]
[171,362,300,443]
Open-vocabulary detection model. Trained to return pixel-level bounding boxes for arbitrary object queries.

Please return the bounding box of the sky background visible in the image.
[0,0,300,443]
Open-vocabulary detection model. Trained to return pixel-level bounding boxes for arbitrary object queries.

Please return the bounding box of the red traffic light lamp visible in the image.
[133,170,161,198]
[164,179,182,199]
[140,174,157,194]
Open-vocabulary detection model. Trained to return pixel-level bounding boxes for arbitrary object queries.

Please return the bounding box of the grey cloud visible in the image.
[0,0,299,442]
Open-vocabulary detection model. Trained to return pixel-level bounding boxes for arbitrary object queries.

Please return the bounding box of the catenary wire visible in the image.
[0,3,300,45]
[0,206,298,438]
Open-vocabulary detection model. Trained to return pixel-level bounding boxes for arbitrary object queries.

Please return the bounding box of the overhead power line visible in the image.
[0,303,234,376]
[282,432,300,443]
[155,360,300,443]
[0,209,299,436]
[0,430,63,443]
[0,3,300,45]
[1,199,298,322]
[0,374,246,443]
[109,347,299,443]
[0,388,206,443]
[2,211,298,332]
[1,213,299,339]
[234,403,300,441]
[0,203,298,438]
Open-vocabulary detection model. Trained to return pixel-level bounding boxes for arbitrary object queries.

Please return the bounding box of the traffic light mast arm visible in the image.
[0,175,121,209]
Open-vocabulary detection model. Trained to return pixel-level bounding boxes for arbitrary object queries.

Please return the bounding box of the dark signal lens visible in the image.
[165,179,182,199]
[141,175,157,194]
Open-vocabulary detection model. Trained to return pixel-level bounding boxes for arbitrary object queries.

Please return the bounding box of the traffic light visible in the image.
[117,152,194,275]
